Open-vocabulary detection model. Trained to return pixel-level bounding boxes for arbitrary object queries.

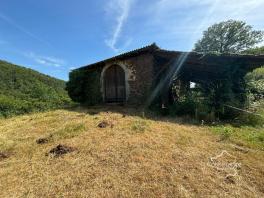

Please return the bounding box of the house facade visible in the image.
[67,43,264,106]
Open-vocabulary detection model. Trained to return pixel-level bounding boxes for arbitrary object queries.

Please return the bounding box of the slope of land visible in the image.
[0,107,263,197]
[0,60,71,117]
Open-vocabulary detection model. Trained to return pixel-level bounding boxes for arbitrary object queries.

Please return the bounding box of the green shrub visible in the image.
[0,95,30,117]
[220,127,233,141]
[67,68,102,105]
[168,98,198,116]
[131,120,148,133]
[236,113,264,126]
[257,133,264,142]
[245,67,264,101]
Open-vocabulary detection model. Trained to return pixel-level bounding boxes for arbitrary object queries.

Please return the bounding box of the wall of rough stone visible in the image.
[126,53,155,104]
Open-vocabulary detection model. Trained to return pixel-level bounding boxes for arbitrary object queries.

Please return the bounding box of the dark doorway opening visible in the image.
[104,65,126,103]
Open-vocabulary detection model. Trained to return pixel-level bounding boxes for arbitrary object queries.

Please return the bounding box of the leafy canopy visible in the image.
[194,20,263,53]
[242,46,264,55]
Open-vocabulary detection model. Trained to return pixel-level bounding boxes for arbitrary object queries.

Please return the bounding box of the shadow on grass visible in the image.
[66,103,264,128]
[66,104,202,126]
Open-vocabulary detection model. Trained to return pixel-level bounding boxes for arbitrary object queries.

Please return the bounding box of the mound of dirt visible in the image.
[0,152,9,161]
[98,120,113,128]
[36,138,49,144]
[48,144,75,157]
[225,175,236,184]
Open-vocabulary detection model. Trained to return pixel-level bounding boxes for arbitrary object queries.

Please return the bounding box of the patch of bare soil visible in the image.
[36,137,49,144]
[48,144,75,157]
[0,152,9,161]
[36,134,53,144]
[98,120,114,128]
[225,175,236,184]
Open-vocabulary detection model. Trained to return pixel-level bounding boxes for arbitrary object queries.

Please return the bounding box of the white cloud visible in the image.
[25,52,65,67]
[105,0,134,52]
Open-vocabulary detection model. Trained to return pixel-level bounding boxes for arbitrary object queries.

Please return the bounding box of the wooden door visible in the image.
[104,65,126,103]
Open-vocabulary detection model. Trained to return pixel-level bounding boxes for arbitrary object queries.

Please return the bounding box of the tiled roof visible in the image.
[75,43,264,71]
[78,43,160,70]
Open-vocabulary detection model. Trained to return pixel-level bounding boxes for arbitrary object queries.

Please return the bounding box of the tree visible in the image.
[242,46,264,55]
[194,20,263,54]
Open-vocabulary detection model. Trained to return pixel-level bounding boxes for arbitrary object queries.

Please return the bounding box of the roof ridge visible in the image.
[77,43,159,70]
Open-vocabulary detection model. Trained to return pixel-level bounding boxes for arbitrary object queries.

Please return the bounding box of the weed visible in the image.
[257,132,264,142]
[220,127,233,141]
[52,123,86,140]
[131,119,148,133]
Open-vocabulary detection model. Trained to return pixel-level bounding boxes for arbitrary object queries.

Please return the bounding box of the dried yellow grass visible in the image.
[0,107,263,197]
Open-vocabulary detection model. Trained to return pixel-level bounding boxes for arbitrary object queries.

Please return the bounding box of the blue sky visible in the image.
[0,0,263,80]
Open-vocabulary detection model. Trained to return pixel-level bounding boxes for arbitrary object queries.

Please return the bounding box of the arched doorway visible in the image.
[104,64,126,103]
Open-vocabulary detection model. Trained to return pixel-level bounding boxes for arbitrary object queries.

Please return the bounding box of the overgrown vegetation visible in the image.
[0,60,72,117]
[245,66,264,101]
[242,46,264,55]
[66,67,102,105]
[211,124,264,150]
[167,20,264,123]
[0,108,264,197]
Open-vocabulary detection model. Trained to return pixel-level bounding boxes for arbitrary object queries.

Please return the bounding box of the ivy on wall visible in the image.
[66,68,102,105]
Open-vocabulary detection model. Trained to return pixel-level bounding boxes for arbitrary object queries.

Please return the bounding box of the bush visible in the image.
[168,98,198,116]
[220,127,232,141]
[245,67,264,101]
[236,113,264,127]
[258,133,264,142]
[67,68,102,105]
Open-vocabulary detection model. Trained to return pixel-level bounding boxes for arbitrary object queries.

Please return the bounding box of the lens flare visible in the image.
[145,52,190,107]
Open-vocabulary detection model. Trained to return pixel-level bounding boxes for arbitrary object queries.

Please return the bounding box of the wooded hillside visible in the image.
[0,60,72,117]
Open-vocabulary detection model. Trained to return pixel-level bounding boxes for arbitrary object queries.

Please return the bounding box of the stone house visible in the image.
[67,43,264,106]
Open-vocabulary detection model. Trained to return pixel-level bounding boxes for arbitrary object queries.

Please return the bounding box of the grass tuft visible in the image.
[51,123,86,140]
[131,119,149,133]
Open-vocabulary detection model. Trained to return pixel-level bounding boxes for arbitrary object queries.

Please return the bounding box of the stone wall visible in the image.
[100,53,155,105]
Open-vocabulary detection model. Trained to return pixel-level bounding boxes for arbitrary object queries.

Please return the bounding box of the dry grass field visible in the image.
[0,106,264,197]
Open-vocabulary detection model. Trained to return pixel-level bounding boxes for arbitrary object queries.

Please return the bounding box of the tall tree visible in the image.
[242,46,264,55]
[194,20,263,54]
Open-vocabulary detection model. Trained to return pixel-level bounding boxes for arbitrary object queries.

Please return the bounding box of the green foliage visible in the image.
[194,20,263,53]
[211,125,264,150]
[192,21,263,121]
[51,123,86,140]
[219,127,233,141]
[242,46,264,55]
[0,60,72,117]
[236,113,264,127]
[131,120,148,133]
[168,97,198,116]
[194,77,246,120]
[66,68,102,105]
[245,67,264,101]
